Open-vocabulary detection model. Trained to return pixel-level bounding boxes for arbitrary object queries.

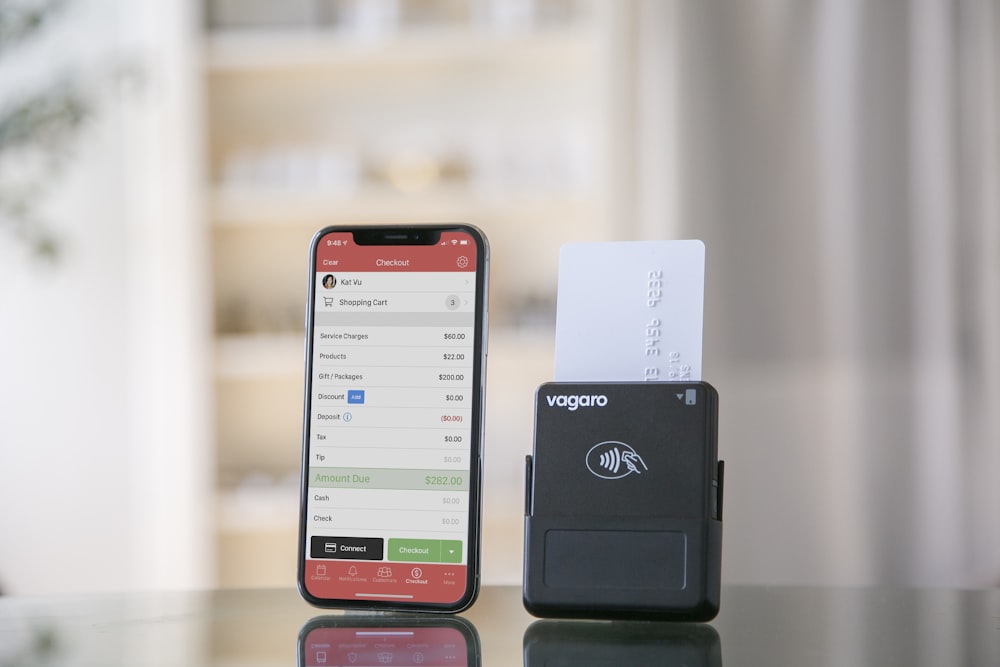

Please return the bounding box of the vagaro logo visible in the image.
[545,393,608,411]
[585,441,648,479]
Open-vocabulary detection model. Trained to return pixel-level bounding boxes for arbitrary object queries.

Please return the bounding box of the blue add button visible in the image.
[347,390,365,404]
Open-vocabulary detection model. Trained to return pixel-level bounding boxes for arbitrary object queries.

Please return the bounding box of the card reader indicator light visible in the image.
[685,388,697,405]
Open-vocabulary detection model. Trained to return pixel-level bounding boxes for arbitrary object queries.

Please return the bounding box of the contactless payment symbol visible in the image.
[586,441,648,479]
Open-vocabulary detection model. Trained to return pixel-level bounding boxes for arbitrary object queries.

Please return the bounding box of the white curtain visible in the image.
[632,0,1000,586]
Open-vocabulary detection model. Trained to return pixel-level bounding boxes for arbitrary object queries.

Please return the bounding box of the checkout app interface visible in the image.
[303,230,481,604]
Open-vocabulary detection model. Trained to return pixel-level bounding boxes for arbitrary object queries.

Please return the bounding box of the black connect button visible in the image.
[310,536,384,560]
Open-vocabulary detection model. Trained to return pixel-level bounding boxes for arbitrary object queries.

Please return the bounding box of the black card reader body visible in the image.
[523,381,723,621]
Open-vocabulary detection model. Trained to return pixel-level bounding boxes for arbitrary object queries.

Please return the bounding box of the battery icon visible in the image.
[459,239,469,245]
[685,388,697,405]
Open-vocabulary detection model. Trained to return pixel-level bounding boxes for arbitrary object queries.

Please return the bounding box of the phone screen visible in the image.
[299,226,488,609]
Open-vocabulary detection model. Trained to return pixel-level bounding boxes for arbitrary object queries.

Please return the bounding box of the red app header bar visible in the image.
[316,231,478,272]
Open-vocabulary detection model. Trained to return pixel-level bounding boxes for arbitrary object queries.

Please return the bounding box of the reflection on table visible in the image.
[0,585,998,666]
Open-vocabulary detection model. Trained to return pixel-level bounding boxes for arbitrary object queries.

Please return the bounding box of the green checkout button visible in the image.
[387,538,463,564]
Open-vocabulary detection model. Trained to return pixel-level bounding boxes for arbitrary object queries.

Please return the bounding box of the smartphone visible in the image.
[298,224,489,612]
[298,616,481,667]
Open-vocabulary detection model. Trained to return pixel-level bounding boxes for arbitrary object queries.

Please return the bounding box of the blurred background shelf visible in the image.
[209,187,592,227]
[205,25,593,73]
[202,0,622,588]
[216,333,303,379]
[218,480,299,533]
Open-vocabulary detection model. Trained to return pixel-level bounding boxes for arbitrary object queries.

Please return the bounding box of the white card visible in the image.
[554,240,705,382]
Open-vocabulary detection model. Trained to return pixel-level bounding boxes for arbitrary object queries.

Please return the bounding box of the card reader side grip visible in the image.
[715,460,724,521]
[524,455,533,516]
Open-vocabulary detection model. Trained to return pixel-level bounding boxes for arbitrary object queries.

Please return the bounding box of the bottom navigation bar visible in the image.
[304,560,468,604]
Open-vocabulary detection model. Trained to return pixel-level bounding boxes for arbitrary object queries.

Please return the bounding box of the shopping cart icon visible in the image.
[323,296,335,307]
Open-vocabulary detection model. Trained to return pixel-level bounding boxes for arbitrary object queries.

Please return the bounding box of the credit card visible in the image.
[554,240,704,382]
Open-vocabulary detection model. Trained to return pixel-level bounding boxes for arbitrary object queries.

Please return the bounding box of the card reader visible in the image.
[523,381,723,621]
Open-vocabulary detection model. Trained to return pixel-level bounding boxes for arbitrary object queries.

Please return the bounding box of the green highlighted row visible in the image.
[310,467,468,491]
[388,538,463,564]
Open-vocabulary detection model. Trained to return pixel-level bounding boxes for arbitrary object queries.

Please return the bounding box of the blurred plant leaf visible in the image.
[0,0,67,52]
[0,624,59,667]
[0,185,59,260]
[0,0,94,262]
[0,83,89,153]
[0,82,89,262]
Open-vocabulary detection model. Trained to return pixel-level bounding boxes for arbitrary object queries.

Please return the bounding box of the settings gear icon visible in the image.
[456,255,469,269]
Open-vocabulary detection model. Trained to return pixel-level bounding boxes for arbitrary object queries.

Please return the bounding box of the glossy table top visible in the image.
[1,584,998,665]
